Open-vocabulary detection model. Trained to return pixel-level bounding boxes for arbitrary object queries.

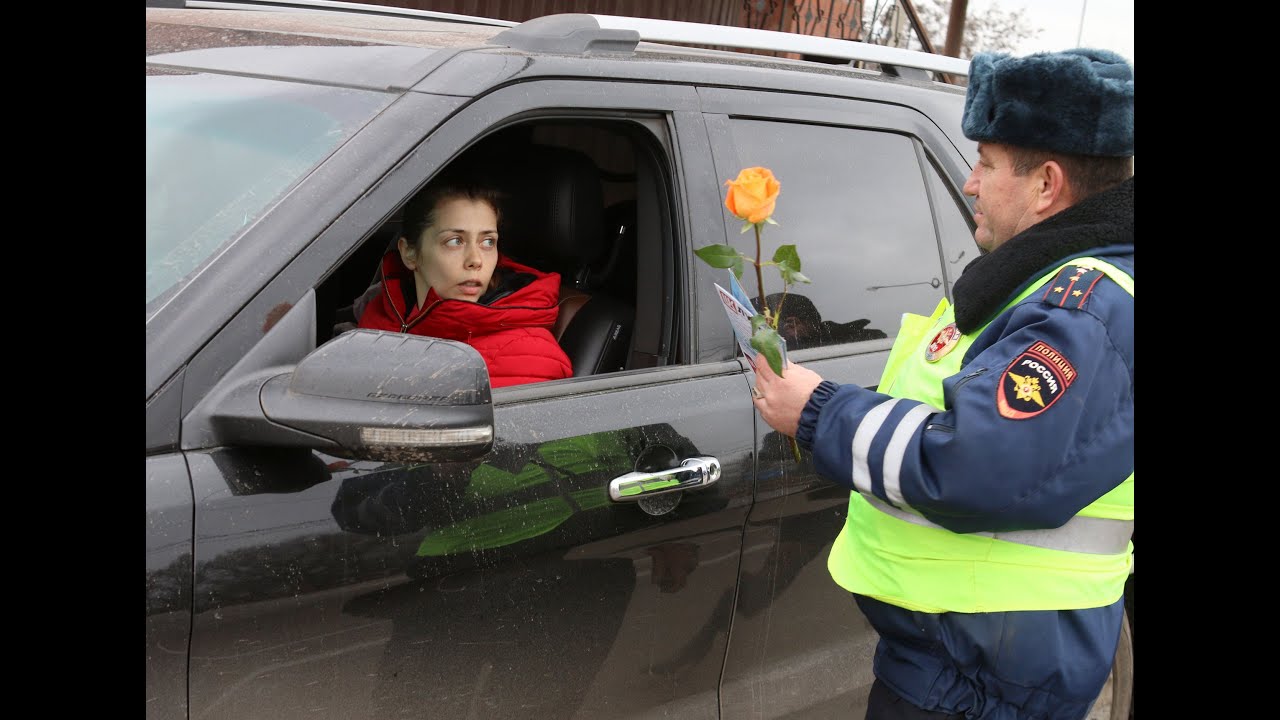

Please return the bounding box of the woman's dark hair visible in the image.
[400,174,505,251]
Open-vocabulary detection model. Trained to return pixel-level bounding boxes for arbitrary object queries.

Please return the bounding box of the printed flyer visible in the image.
[712,271,787,366]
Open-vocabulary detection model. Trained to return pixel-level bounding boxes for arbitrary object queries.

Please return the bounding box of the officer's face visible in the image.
[963,143,1043,253]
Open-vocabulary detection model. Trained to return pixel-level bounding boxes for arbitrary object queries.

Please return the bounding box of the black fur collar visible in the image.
[953,176,1134,333]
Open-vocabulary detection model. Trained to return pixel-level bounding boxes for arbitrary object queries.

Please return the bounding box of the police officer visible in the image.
[751,47,1133,720]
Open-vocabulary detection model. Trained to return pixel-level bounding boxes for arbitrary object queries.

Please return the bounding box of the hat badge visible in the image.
[924,322,961,363]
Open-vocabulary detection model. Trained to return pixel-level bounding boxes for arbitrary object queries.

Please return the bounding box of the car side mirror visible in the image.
[206,329,494,463]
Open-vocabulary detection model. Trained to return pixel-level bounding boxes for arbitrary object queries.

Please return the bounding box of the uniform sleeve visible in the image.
[806,292,1133,534]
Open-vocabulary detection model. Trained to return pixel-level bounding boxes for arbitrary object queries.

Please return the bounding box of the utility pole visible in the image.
[899,0,940,54]
[943,0,969,58]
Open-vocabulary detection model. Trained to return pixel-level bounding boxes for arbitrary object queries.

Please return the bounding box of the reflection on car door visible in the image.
[185,371,756,719]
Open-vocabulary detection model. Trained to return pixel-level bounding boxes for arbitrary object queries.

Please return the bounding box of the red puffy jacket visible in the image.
[357,251,572,388]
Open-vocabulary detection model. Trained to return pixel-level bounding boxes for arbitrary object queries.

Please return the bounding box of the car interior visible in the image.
[315,119,678,382]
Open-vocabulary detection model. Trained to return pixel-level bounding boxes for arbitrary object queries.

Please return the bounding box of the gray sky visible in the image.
[967,0,1134,62]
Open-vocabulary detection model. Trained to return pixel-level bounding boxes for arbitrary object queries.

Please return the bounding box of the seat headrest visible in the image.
[496,144,604,274]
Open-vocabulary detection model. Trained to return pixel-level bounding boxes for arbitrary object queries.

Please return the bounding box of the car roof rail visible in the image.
[492,13,969,79]
[176,0,518,28]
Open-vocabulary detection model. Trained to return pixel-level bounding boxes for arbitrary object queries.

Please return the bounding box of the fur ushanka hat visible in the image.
[961,48,1134,157]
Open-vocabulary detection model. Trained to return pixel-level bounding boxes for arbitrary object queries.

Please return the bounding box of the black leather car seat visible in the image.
[497,144,634,377]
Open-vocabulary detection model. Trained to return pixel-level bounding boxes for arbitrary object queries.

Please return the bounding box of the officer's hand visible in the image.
[751,355,824,438]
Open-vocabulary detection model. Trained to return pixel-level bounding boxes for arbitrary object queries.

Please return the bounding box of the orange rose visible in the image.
[724,167,780,224]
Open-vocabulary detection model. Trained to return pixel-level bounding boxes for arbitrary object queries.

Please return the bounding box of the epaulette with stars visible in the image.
[1042,264,1107,311]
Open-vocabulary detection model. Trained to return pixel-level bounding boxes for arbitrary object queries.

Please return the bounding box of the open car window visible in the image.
[316,118,677,385]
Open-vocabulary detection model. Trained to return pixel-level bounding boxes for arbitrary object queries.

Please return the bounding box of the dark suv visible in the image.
[145,3,1132,718]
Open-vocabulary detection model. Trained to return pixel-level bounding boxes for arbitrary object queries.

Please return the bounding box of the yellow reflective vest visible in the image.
[827,258,1133,613]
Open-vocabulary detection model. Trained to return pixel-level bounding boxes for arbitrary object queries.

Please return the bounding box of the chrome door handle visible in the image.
[609,456,721,502]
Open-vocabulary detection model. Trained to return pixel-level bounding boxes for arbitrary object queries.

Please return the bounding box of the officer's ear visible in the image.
[1033,160,1072,214]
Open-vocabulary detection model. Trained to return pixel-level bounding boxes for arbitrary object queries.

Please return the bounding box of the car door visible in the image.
[177,77,760,720]
[697,86,977,719]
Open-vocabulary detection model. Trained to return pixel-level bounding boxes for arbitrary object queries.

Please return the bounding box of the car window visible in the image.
[724,119,951,349]
[923,157,978,292]
[145,73,392,317]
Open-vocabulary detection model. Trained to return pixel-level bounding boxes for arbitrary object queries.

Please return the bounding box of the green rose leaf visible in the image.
[694,243,740,268]
[771,244,798,269]
[772,245,812,285]
[750,325,786,377]
[695,243,746,279]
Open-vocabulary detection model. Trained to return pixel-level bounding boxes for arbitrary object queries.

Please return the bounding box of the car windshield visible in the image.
[145,71,392,316]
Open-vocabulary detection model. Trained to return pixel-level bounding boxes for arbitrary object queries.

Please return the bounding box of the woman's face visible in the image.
[399,196,499,304]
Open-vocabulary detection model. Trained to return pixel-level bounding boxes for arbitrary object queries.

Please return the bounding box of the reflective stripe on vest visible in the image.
[826,256,1133,613]
[864,495,1133,554]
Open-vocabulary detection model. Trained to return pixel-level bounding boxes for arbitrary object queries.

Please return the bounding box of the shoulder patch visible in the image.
[1041,264,1107,310]
[997,341,1077,420]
